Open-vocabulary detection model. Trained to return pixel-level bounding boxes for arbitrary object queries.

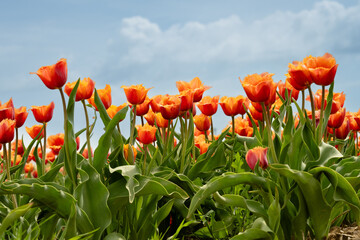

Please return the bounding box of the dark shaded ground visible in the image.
[327,225,360,240]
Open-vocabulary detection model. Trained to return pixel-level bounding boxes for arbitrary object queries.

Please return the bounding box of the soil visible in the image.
[327,225,360,240]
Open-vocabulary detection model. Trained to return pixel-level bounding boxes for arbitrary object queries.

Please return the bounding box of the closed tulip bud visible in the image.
[194,114,211,132]
[14,106,28,128]
[197,96,219,116]
[0,119,16,144]
[246,146,268,170]
[31,102,55,123]
[123,144,137,164]
[328,108,346,129]
[335,118,350,139]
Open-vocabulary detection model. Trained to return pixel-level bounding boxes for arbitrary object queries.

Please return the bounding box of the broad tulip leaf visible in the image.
[333,156,360,177]
[75,160,112,240]
[301,123,320,161]
[306,141,342,170]
[230,218,273,240]
[0,202,34,236]
[93,105,128,173]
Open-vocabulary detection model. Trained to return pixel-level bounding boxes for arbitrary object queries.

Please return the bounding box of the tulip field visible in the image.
[1,53,360,239]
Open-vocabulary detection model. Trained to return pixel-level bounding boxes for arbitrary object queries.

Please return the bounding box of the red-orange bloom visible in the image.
[144,109,156,126]
[0,119,16,144]
[134,97,150,116]
[31,102,55,123]
[47,133,64,155]
[11,139,24,156]
[82,148,93,159]
[24,163,34,173]
[121,84,152,105]
[288,60,312,91]
[249,105,264,122]
[303,53,338,86]
[0,98,15,121]
[136,123,157,145]
[154,113,170,128]
[64,77,95,101]
[335,117,350,139]
[232,117,253,137]
[123,144,137,164]
[220,95,249,117]
[240,72,276,103]
[348,111,360,131]
[328,108,346,129]
[45,151,56,164]
[179,89,194,112]
[158,95,182,120]
[197,96,219,116]
[88,84,112,110]
[194,114,211,132]
[278,78,300,101]
[26,125,44,139]
[14,106,28,128]
[246,146,268,170]
[176,77,211,102]
[31,58,67,90]
[150,95,164,113]
[106,103,127,120]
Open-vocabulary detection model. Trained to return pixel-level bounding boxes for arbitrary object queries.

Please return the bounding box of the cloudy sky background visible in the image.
[1,0,360,146]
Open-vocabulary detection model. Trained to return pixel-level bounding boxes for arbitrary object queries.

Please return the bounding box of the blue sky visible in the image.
[1,0,360,145]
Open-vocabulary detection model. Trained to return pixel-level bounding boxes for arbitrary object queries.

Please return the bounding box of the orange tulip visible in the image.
[335,117,350,139]
[246,146,268,170]
[249,104,264,122]
[64,77,95,101]
[11,139,24,156]
[194,135,210,155]
[219,95,249,117]
[227,117,253,137]
[158,95,182,120]
[303,53,338,86]
[154,113,170,128]
[288,60,312,91]
[197,96,219,116]
[278,78,300,101]
[328,108,346,129]
[123,144,137,164]
[31,102,55,123]
[24,163,34,173]
[144,109,156,126]
[47,133,64,155]
[88,84,112,110]
[240,72,276,104]
[348,111,360,131]
[194,114,211,132]
[45,151,56,164]
[26,124,44,140]
[150,95,164,113]
[0,119,16,144]
[0,98,15,121]
[27,147,43,162]
[176,77,211,102]
[106,103,127,119]
[31,58,67,90]
[179,89,194,112]
[82,148,93,159]
[14,106,28,128]
[308,90,345,114]
[121,84,152,105]
[136,123,157,145]
[133,97,150,116]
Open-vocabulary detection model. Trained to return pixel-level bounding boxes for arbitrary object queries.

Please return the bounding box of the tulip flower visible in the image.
[0,119,16,144]
[249,105,264,122]
[246,146,268,170]
[121,84,152,105]
[335,117,350,139]
[82,148,93,159]
[31,58,67,90]
[45,151,56,164]
[328,108,346,129]
[106,104,127,120]
[26,125,44,140]
[193,114,211,132]
[123,144,137,164]
[88,84,112,110]
[47,133,64,155]
[11,140,24,156]
[197,96,219,117]
[24,163,34,173]
[31,102,55,123]
[303,53,338,86]
[150,95,164,113]
[240,72,276,103]
[309,90,345,114]
[158,95,182,120]
[288,60,312,91]
[179,89,194,112]
[136,123,157,145]
[226,117,253,137]
[134,97,150,116]
[278,78,300,101]
[14,106,28,128]
[220,95,249,117]
[176,77,211,102]
[144,109,156,126]
[64,77,95,101]
[0,98,15,121]
[154,113,170,128]
[347,111,360,132]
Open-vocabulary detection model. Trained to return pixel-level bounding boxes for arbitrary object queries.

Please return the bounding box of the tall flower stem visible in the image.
[261,102,278,163]
[231,115,235,139]
[82,100,93,165]
[180,114,188,173]
[210,116,215,141]
[14,128,19,163]
[308,86,317,134]
[318,86,326,143]
[42,123,47,176]
[142,144,148,175]
[2,144,17,208]
[129,105,137,164]
[301,90,305,113]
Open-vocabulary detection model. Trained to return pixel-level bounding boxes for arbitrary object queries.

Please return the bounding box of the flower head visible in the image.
[106,103,127,120]
[246,146,268,170]
[303,53,338,86]
[136,123,157,145]
[121,84,152,105]
[14,106,28,128]
[88,84,112,110]
[158,95,182,120]
[64,77,95,101]
[240,72,276,103]
[193,114,211,132]
[31,58,67,90]
[26,124,44,140]
[47,133,64,155]
[31,102,55,123]
[197,96,219,116]
[220,95,249,117]
[123,144,137,164]
[176,77,211,102]
[0,119,16,144]
[0,98,15,121]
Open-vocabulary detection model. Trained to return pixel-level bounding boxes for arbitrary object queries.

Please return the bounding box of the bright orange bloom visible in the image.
[144,109,156,126]
[194,135,210,155]
[0,119,16,144]
[31,102,55,123]
[14,106,28,128]
[27,147,42,162]
[246,146,268,170]
[121,84,152,105]
[219,95,249,117]
[328,108,346,129]
[31,58,67,90]
[136,123,157,145]
[227,117,253,137]
[47,133,64,155]
[123,144,137,164]
[0,98,15,121]
[158,95,182,120]
[64,77,95,101]
[193,114,211,132]
[106,103,127,120]
[82,148,93,159]
[348,111,360,131]
[11,154,22,166]
[150,95,164,113]
[133,97,150,116]
[154,113,170,128]
[335,117,350,139]
[176,77,211,102]
[278,78,300,101]
[45,151,56,164]
[249,105,264,122]
[179,89,194,112]
[88,84,112,110]
[26,124,44,140]
[240,72,276,103]
[197,96,219,116]
[288,60,312,91]
[24,163,34,173]
[11,139,24,156]
[308,90,345,114]
[303,53,338,86]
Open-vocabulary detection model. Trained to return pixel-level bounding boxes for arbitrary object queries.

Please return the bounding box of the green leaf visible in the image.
[0,202,34,236]
[301,123,320,161]
[93,105,128,173]
[75,160,112,240]
[103,232,127,240]
[306,141,342,170]
[230,218,273,240]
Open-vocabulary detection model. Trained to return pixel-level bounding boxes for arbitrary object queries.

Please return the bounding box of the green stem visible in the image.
[14,128,19,163]
[142,145,148,175]
[261,102,278,163]
[8,142,11,167]
[129,105,137,165]
[308,86,316,135]
[230,115,236,172]
[301,90,305,113]
[210,116,215,141]
[231,115,235,139]
[318,85,326,143]
[82,100,93,165]
[180,116,187,173]
[42,123,47,176]
[3,144,17,208]
[141,116,144,126]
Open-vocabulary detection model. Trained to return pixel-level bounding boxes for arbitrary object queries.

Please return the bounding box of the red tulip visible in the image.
[47,133,64,155]
[158,95,182,120]
[0,119,16,144]
[64,77,95,101]
[246,146,268,170]
[31,58,67,90]
[136,123,157,145]
[328,108,346,129]
[0,98,15,121]
[88,84,112,110]
[14,106,28,128]
[197,96,219,116]
[193,114,211,132]
[31,102,55,123]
